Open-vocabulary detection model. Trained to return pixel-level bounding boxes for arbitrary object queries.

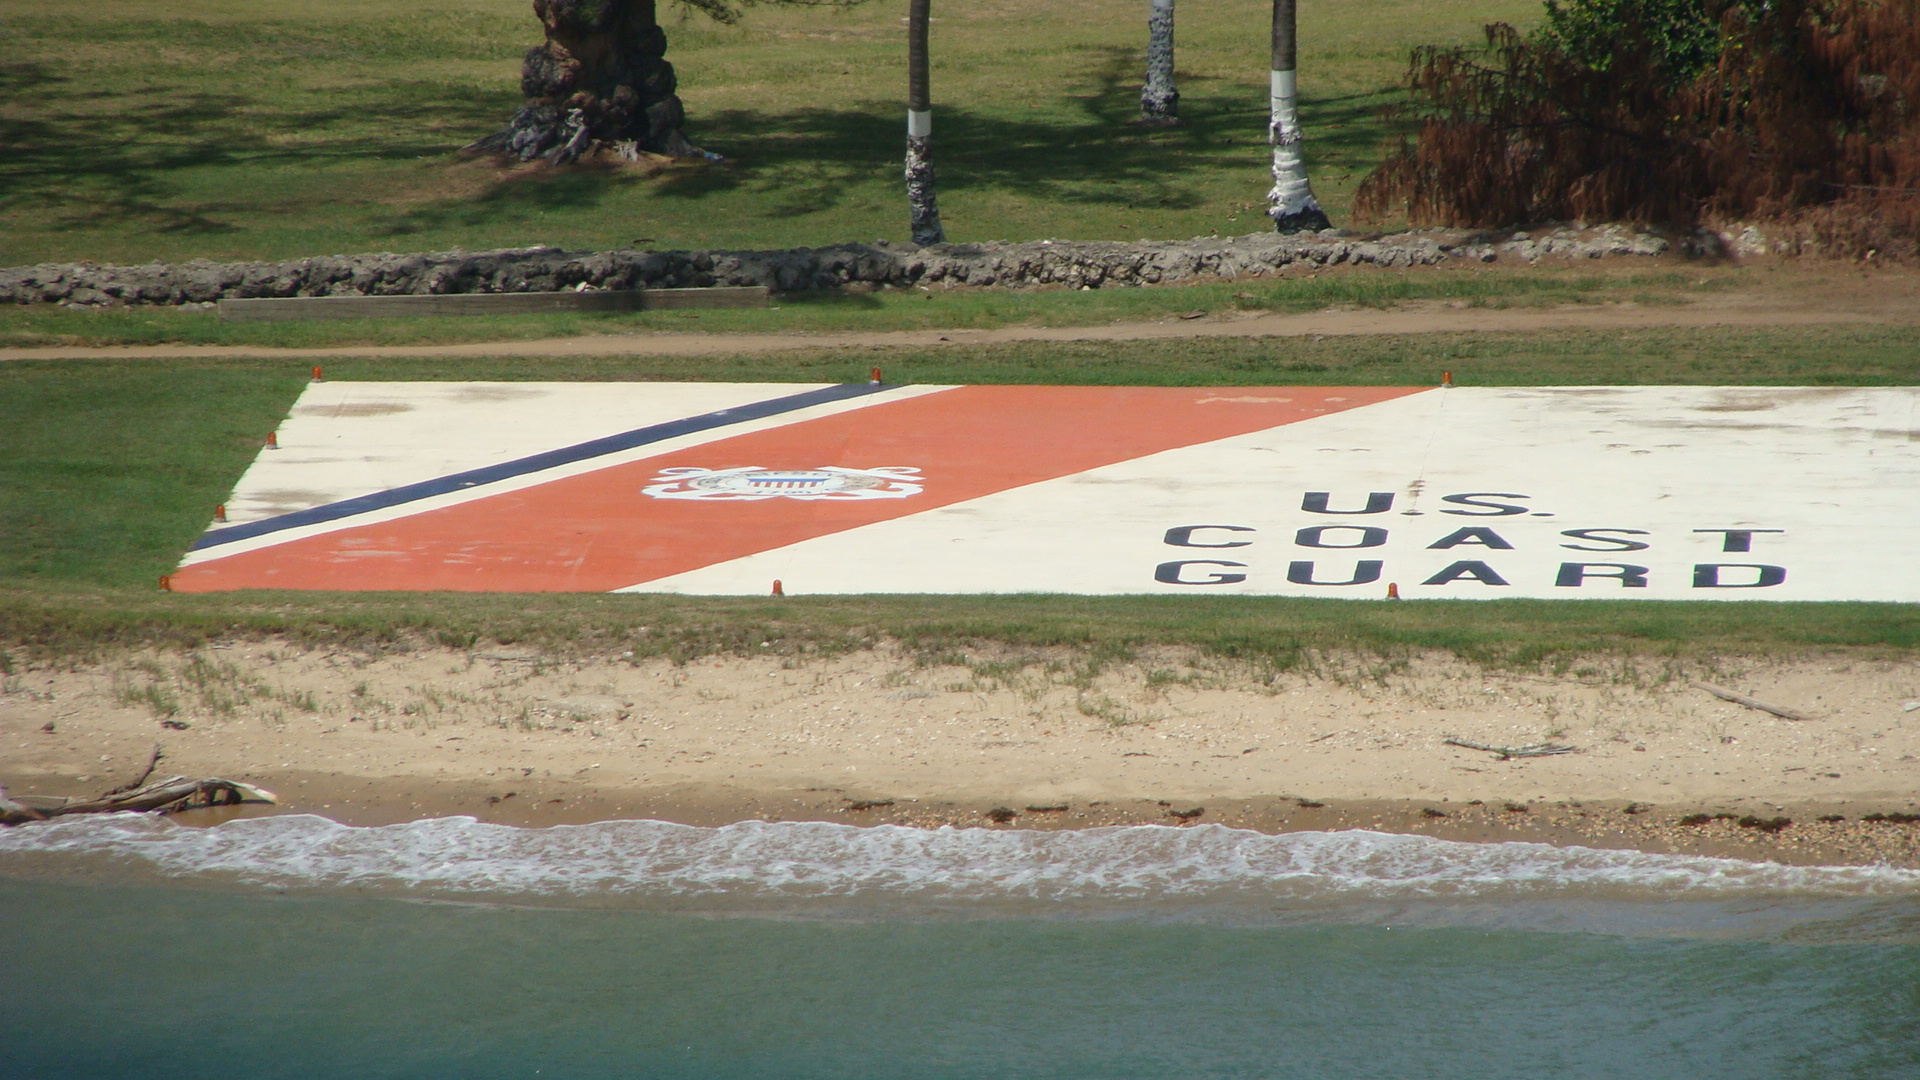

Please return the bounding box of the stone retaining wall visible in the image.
[1,225,1679,307]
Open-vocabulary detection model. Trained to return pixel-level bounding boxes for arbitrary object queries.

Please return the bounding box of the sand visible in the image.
[3,640,1916,866]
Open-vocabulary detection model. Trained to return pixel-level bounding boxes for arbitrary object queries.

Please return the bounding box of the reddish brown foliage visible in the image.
[1791,192,1920,259]
[1357,0,1920,256]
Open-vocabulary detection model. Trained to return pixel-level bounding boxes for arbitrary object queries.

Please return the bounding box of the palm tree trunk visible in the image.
[1139,0,1178,125]
[906,0,946,245]
[1267,0,1330,232]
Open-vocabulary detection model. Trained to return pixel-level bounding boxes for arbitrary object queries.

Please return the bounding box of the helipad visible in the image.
[173,382,1920,600]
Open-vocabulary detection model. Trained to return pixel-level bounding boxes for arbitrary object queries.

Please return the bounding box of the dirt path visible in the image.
[1,297,1901,363]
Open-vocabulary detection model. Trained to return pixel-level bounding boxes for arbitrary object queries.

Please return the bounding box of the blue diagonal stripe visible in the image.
[191,382,893,552]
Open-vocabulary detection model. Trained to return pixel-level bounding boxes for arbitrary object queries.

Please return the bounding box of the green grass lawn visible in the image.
[0,0,1540,267]
[3,328,1916,661]
[3,0,1913,661]
[6,586,1914,669]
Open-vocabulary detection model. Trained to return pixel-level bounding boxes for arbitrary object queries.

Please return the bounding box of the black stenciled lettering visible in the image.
[1428,527,1514,550]
[1694,529,1784,553]
[1294,525,1388,549]
[1560,528,1651,552]
[1155,560,1248,585]
[1556,563,1650,588]
[1301,491,1395,515]
[1439,493,1531,517]
[1693,564,1787,588]
[1421,561,1511,586]
[1163,525,1255,549]
[1286,561,1384,586]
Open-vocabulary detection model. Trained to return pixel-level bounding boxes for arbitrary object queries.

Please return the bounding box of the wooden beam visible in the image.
[218,286,768,322]
[639,286,772,310]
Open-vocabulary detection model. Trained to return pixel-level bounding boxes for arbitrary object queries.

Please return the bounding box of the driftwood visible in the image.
[1443,737,1579,759]
[1691,681,1815,721]
[101,743,165,796]
[0,776,276,825]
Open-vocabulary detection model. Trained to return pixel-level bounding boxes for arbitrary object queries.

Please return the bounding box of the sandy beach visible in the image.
[3,640,1916,866]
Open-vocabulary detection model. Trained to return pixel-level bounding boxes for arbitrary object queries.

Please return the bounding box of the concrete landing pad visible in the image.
[174,382,1920,600]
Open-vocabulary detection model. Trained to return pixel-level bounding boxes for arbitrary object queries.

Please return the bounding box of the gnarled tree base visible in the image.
[467,103,709,167]
[466,0,712,167]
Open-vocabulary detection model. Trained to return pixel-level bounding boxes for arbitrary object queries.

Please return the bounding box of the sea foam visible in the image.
[2,814,1916,915]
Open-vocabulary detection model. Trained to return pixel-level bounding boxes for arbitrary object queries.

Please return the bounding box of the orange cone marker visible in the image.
[869,368,883,385]
[266,431,279,449]
[312,366,324,382]
[1441,371,1454,388]
[771,579,785,596]
[1386,582,1400,599]
[214,504,227,523]
[159,575,172,592]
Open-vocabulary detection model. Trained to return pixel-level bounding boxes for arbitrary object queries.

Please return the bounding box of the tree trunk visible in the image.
[1267,0,1330,232]
[468,0,709,166]
[906,0,946,245]
[1139,0,1178,125]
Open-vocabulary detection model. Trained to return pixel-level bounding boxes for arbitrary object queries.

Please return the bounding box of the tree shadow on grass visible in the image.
[2,32,1405,259]
[365,77,1400,244]
[1,64,517,251]
[371,47,1267,240]
[647,44,1247,216]
[367,162,647,239]
[646,44,1400,223]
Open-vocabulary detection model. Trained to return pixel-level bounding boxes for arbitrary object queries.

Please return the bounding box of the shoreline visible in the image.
[4,641,1916,868]
[12,773,1919,872]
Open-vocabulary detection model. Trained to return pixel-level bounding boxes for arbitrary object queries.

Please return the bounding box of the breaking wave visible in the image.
[4,814,1917,923]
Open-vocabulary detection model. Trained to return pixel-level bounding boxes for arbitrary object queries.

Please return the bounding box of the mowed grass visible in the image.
[7,321,1904,398]
[3,3,1911,664]
[6,587,1916,668]
[0,265,1734,349]
[0,0,1540,267]
[3,328,1916,661]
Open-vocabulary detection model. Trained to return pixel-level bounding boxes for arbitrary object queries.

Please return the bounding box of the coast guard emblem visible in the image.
[642,466,923,501]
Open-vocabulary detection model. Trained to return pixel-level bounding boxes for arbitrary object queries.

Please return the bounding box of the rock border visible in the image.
[2,224,1688,308]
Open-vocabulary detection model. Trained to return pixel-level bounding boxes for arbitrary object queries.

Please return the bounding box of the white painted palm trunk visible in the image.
[906,110,945,246]
[1267,69,1330,232]
[1139,0,1177,123]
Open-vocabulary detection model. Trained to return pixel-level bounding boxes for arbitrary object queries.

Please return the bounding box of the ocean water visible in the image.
[2,816,1917,1079]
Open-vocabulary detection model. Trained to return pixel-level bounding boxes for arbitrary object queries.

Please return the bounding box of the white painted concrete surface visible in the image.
[635,387,1919,601]
[187,382,956,568]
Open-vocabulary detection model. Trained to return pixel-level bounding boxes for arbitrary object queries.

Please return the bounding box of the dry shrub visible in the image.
[1790,194,1920,261]
[1357,0,1920,257]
